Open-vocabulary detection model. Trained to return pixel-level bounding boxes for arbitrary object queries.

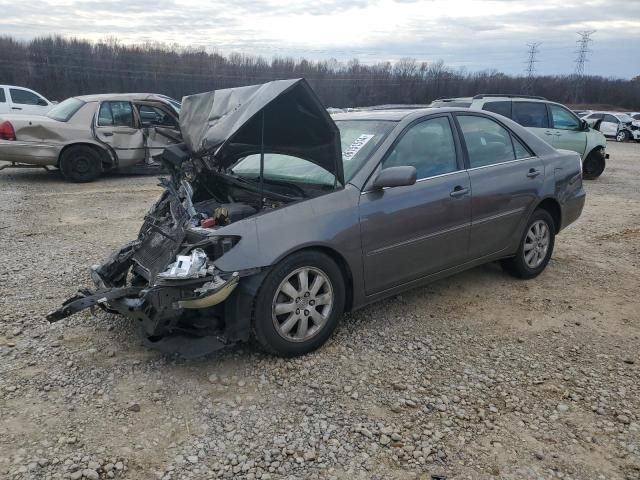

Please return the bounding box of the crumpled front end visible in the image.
[46,174,260,356]
[47,78,342,356]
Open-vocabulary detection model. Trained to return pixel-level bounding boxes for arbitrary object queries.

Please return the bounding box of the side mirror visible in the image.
[372,166,417,190]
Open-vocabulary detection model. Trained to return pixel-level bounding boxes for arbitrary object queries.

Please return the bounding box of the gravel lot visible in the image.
[1,142,639,480]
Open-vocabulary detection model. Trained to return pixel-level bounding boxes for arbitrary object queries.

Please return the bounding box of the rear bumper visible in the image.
[0,140,59,165]
[560,188,586,231]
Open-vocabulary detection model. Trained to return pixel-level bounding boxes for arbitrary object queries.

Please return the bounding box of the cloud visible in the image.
[0,0,638,77]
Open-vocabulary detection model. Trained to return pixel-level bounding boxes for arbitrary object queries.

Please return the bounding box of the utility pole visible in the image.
[523,42,541,94]
[573,30,595,103]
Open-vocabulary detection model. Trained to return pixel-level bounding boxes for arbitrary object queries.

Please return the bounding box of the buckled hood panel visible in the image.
[179,78,344,185]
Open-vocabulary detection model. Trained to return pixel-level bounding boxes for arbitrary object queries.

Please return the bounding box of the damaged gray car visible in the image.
[48,78,585,357]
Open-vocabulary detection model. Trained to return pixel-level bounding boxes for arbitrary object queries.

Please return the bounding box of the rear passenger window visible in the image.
[97,101,134,128]
[482,101,512,118]
[512,102,549,128]
[0,89,5,103]
[382,116,458,179]
[457,115,517,168]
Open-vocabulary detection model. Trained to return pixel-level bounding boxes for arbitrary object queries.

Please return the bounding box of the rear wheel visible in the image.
[253,251,345,357]
[582,147,605,180]
[502,209,555,279]
[59,146,103,182]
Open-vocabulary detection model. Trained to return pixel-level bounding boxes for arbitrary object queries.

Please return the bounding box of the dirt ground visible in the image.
[0,142,639,480]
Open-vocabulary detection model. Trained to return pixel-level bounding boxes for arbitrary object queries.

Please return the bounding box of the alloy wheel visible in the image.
[272,267,334,342]
[523,220,550,269]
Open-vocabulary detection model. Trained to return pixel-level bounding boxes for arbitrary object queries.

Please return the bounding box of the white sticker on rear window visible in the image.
[343,134,374,161]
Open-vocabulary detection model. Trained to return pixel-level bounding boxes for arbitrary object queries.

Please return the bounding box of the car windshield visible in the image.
[46,98,85,122]
[616,113,634,123]
[231,120,395,186]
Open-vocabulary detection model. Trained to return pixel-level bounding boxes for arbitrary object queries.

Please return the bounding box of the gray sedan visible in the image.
[48,79,585,358]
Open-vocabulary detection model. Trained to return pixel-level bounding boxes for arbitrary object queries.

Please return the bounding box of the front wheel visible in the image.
[253,251,345,357]
[502,209,556,279]
[582,147,606,180]
[616,130,629,143]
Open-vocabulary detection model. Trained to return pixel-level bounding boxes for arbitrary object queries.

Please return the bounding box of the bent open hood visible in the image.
[179,78,343,185]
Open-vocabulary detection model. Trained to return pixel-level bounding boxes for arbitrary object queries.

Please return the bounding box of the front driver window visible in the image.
[10,88,44,105]
[550,105,580,130]
[382,116,458,180]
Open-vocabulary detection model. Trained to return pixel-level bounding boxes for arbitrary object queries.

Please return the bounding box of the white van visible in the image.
[0,85,54,116]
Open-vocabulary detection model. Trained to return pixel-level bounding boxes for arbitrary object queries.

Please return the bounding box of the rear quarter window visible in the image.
[482,101,512,118]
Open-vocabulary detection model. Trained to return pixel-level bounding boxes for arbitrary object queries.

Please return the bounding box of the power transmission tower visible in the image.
[523,42,541,94]
[573,30,595,103]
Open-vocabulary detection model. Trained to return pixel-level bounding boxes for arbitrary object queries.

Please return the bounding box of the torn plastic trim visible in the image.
[177,272,239,309]
[46,287,143,323]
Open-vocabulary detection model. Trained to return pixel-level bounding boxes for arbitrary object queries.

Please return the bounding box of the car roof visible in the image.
[73,93,171,102]
[332,106,485,121]
[332,109,424,121]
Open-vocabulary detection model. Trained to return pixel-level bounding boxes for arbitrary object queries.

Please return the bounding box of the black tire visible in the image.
[59,146,103,183]
[502,209,556,279]
[616,130,629,143]
[582,147,606,180]
[253,250,345,357]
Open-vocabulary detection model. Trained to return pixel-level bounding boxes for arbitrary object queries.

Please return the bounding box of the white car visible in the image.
[0,85,54,116]
[583,111,640,142]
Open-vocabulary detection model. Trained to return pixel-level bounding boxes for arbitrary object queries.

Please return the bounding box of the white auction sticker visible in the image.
[343,134,374,161]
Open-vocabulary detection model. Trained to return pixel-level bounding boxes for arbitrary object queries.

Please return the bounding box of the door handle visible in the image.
[450,186,469,198]
[102,131,114,136]
[527,168,541,178]
[11,107,22,110]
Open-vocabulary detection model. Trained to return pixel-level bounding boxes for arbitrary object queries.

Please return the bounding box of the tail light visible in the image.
[0,121,16,141]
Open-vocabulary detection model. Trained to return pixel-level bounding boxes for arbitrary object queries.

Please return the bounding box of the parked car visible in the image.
[47,79,585,358]
[0,93,182,181]
[431,95,608,180]
[0,85,54,116]
[627,112,640,121]
[573,109,592,118]
[583,111,640,142]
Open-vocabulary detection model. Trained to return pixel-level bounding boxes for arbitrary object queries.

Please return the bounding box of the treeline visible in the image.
[1,35,639,109]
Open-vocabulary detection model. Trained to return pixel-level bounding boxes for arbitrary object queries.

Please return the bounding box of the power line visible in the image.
[522,42,541,94]
[573,30,595,102]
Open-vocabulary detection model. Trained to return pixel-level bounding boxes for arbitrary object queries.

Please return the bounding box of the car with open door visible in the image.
[0,84,54,116]
[583,111,640,143]
[47,79,585,358]
[0,93,182,182]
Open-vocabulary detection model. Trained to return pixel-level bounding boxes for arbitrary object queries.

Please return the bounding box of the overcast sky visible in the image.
[1,0,638,78]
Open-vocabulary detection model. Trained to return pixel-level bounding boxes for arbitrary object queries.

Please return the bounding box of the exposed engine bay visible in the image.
[46,151,300,355]
[46,78,344,358]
